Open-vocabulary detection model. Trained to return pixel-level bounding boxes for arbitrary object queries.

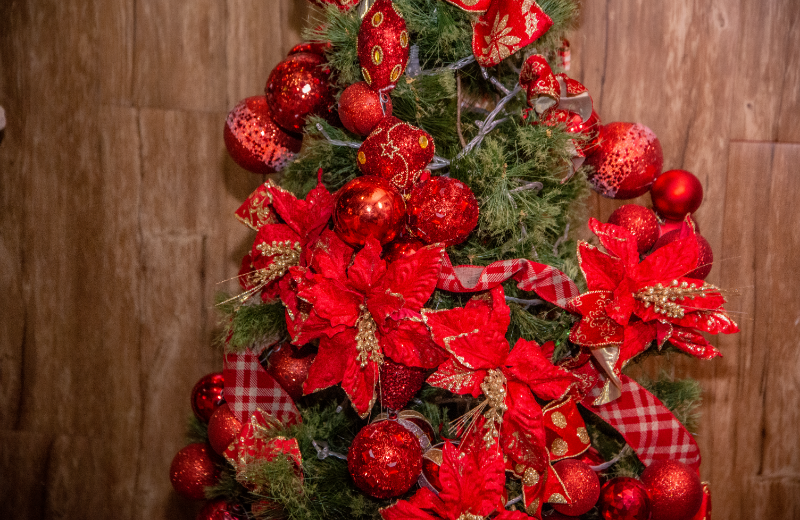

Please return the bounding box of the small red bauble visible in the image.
[406,176,479,247]
[650,169,704,220]
[598,477,651,520]
[169,443,220,500]
[552,459,601,516]
[382,237,425,263]
[224,96,302,174]
[339,81,392,136]
[358,116,434,193]
[586,122,664,199]
[652,229,713,280]
[263,343,317,401]
[207,403,243,455]
[539,108,602,156]
[379,358,427,410]
[658,215,700,237]
[607,204,660,254]
[307,0,359,10]
[265,52,335,133]
[196,499,243,520]
[358,0,409,92]
[641,460,703,520]
[333,175,407,247]
[191,372,225,423]
[419,443,444,493]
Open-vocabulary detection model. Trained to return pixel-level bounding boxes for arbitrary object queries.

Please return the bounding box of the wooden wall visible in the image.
[0,0,797,518]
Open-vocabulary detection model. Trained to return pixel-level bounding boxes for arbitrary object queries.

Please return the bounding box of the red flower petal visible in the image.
[577,241,625,291]
[378,244,444,311]
[501,381,547,472]
[303,329,354,395]
[307,229,355,280]
[298,275,362,329]
[341,354,380,418]
[668,326,722,359]
[619,321,657,368]
[438,439,506,517]
[347,237,388,293]
[427,358,486,397]
[589,218,640,268]
[380,318,448,369]
[505,339,577,401]
[568,292,624,347]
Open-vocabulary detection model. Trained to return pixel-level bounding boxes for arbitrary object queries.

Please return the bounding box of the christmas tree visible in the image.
[168,1,737,519]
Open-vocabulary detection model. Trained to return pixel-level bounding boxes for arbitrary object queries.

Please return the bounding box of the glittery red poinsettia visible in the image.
[280,233,448,417]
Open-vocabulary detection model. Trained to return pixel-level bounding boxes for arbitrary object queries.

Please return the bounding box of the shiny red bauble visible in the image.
[348,419,423,498]
[552,459,601,516]
[382,237,426,263]
[406,176,479,247]
[650,169,704,220]
[586,122,663,199]
[652,229,713,280]
[379,357,427,410]
[539,108,601,156]
[339,81,392,136]
[263,343,317,401]
[598,477,652,520]
[169,443,220,500]
[641,460,703,520]
[191,372,225,423]
[207,403,243,455]
[358,0,409,92]
[265,52,335,133]
[608,204,660,254]
[196,499,244,520]
[224,96,302,174]
[658,215,700,237]
[358,116,434,193]
[419,444,444,493]
[333,176,407,247]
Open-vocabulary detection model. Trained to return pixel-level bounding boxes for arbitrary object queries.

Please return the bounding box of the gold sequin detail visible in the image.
[355,305,383,368]
[456,514,482,520]
[390,64,403,82]
[549,493,568,504]
[550,411,567,429]
[371,11,384,27]
[361,67,372,85]
[399,30,409,48]
[526,498,541,514]
[357,151,366,164]
[419,135,429,149]
[634,279,718,319]
[577,426,590,444]
[551,438,568,457]
[371,45,384,66]
[522,468,540,487]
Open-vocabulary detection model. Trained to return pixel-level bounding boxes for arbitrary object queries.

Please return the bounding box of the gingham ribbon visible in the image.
[223,349,301,426]
[436,253,580,309]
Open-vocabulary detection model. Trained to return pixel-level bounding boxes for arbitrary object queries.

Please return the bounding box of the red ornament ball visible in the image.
[641,460,703,520]
[348,419,423,498]
[358,116,434,193]
[196,499,244,520]
[608,204,660,254]
[658,215,700,237]
[265,52,335,133]
[207,403,243,455]
[191,372,225,423]
[264,343,317,401]
[598,477,651,520]
[419,443,444,493]
[333,175,406,247]
[406,176,479,247]
[586,122,664,199]
[379,358,427,410]
[288,41,332,56]
[169,443,220,500]
[552,459,601,516]
[339,81,393,136]
[307,0,359,10]
[652,229,713,280]
[224,96,302,174]
[650,169,704,221]
[538,108,602,156]
[358,0,409,92]
[382,237,425,263]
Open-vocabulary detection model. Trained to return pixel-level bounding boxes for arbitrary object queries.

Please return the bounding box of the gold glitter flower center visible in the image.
[355,305,383,368]
[634,279,717,319]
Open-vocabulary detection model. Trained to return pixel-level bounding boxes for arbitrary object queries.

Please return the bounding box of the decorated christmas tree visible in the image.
[168,1,737,519]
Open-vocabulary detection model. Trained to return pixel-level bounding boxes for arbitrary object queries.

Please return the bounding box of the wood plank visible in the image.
[96,0,136,105]
[0,431,51,518]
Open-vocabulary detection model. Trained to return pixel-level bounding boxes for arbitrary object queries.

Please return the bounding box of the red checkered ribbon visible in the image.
[223,349,301,426]
[436,253,580,309]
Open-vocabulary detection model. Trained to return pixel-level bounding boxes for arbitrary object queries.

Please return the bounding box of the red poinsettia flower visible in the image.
[567,218,738,375]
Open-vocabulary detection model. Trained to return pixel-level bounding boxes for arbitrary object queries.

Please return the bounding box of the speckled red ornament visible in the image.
[608,204,660,254]
[348,419,423,498]
[307,0,359,10]
[382,237,425,262]
[406,176,479,247]
[552,459,601,516]
[191,372,225,423]
[641,460,703,520]
[358,0,409,92]
[207,403,243,455]
[224,96,302,174]
[357,116,434,193]
[169,443,220,500]
[264,343,317,401]
[652,230,713,280]
[379,358,427,410]
[586,122,663,199]
[339,81,392,136]
[598,477,651,520]
[650,169,704,220]
[265,52,335,133]
[333,175,406,247]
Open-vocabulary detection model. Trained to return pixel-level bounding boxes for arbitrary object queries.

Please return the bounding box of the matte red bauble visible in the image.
[207,403,243,455]
[265,52,335,133]
[264,343,317,401]
[598,477,651,520]
[650,169,704,220]
[333,176,406,247]
[382,237,425,263]
[191,372,225,423]
[348,419,423,498]
[224,96,302,174]
[358,0,409,92]
[169,443,220,500]
[586,122,663,199]
[339,81,392,136]
[358,116,434,193]
[552,459,601,516]
[641,460,703,520]
[608,204,660,254]
[379,358,427,410]
[652,229,713,280]
[406,176,479,247]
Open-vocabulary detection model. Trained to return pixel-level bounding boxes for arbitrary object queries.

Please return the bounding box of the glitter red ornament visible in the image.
[607,204,660,254]
[196,499,242,520]
[338,81,392,136]
[650,169,704,221]
[224,96,302,174]
[382,237,425,263]
[347,419,423,499]
[169,443,220,500]
[597,477,652,520]
[207,402,243,455]
[265,51,335,133]
[552,459,601,516]
[263,343,317,401]
[641,460,703,520]
[379,358,427,410]
[652,229,713,280]
[191,372,225,423]
[333,175,407,247]
[358,0,409,92]
[586,122,664,199]
[406,176,479,247]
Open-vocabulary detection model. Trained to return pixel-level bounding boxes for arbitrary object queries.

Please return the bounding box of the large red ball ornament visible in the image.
[650,169,704,220]
[191,372,225,423]
[358,0,409,92]
[207,403,243,455]
[224,96,302,174]
[608,204,660,254]
[652,229,713,280]
[586,122,664,199]
[348,419,423,498]
[333,176,407,247]
[598,477,651,520]
[641,460,703,520]
[339,81,392,136]
[263,343,317,401]
[552,459,601,516]
[382,237,425,263]
[358,116,434,193]
[406,176,479,247]
[379,358,427,410]
[265,52,335,133]
[169,443,220,500]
